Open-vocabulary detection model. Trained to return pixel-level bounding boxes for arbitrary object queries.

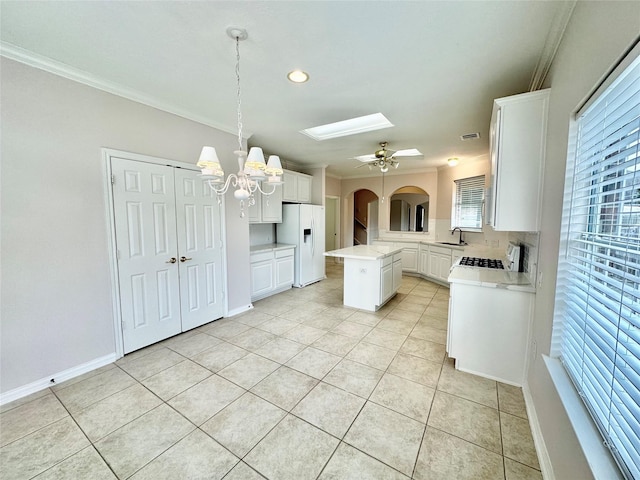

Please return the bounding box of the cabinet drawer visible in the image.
[393,252,403,263]
[251,251,274,263]
[275,248,294,258]
[429,245,451,256]
[382,255,393,267]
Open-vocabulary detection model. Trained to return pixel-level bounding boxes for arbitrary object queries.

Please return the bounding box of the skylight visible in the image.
[300,113,394,141]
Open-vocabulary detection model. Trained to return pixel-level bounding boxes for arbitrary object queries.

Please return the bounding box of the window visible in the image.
[553,51,640,480]
[452,175,485,230]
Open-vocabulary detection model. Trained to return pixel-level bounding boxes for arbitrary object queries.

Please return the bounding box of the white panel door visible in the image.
[111,158,181,353]
[175,169,224,331]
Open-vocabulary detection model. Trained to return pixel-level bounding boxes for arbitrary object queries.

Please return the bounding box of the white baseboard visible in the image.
[226,304,253,318]
[522,384,555,480]
[0,353,117,406]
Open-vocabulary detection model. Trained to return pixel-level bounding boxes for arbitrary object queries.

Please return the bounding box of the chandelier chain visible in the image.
[235,35,243,152]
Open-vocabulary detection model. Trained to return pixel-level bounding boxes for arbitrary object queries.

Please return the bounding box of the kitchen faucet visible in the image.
[451,227,464,245]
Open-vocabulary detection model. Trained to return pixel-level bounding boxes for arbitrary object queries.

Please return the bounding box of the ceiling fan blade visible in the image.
[353,154,376,162]
[393,154,424,160]
[393,148,423,157]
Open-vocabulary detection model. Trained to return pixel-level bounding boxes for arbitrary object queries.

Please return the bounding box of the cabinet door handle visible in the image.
[166,257,177,264]
[180,256,192,262]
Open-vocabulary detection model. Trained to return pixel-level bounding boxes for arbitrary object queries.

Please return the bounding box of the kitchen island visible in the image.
[324,245,403,311]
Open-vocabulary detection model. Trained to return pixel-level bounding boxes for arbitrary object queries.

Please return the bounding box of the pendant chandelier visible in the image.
[197,27,283,217]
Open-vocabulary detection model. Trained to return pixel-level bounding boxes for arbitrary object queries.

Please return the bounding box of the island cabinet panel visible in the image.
[325,245,403,312]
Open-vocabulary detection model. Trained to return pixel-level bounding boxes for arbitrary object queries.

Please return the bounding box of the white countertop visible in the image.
[324,245,403,260]
[250,243,296,253]
[448,266,535,293]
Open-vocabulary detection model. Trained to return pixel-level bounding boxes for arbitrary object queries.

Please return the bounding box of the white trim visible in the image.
[226,304,253,318]
[542,355,624,480]
[0,353,117,406]
[0,42,245,138]
[522,382,555,480]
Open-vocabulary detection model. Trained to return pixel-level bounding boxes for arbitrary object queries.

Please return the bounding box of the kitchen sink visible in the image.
[437,242,463,246]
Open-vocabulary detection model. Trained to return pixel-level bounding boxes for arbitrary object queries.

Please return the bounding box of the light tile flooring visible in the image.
[1,261,543,480]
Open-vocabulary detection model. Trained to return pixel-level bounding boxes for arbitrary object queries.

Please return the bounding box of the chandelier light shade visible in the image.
[197,27,284,216]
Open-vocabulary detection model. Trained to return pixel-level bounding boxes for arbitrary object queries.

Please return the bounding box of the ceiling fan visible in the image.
[354,142,423,173]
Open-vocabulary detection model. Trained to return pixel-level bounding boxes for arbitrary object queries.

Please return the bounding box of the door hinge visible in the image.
[111,174,115,185]
[121,320,126,330]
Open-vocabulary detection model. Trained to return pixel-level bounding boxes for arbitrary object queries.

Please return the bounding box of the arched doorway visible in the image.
[353,189,379,245]
[389,186,429,232]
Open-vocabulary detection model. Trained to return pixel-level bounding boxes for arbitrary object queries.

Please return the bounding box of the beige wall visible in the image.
[435,156,489,220]
[1,58,251,394]
[340,171,438,246]
[528,2,640,478]
[325,175,341,197]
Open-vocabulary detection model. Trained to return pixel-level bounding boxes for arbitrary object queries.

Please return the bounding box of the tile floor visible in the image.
[0,261,543,479]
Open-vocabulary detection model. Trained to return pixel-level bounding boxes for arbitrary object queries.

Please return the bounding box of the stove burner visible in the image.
[459,257,505,269]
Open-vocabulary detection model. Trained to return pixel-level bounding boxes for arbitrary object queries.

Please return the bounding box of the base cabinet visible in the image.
[448,281,534,385]
[428,246,453,283]
[250,247,294,301]
[374,240,459,284]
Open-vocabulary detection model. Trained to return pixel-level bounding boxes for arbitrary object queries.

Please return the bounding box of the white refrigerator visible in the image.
[277,204,326,287]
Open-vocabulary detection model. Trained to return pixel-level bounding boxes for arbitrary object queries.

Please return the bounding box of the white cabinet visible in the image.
[250,246,295,301]
[275,250,295,289]
[381,253,403,304]
[448,281,534,385]
[428,245,452,283]
[396,242,418,272]
[248,187,283,224]
[419,244,430,275]
[488,89,549,231]
[283,170,312,203]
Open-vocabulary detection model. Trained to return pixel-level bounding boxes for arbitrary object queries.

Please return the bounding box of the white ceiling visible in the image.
[0,1,567,177]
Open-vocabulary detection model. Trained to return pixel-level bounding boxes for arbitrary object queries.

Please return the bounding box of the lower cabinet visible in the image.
[428,245,453,283]
[448,281,534,385]
[250,247,294,301]
[373,240,460,284]
[380,254,403,304]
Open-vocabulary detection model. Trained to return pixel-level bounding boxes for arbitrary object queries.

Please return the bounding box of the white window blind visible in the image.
[554,52,640,480]
[452,175,485,229]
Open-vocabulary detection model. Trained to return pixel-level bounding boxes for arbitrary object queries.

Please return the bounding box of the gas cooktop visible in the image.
[459,257,505,269]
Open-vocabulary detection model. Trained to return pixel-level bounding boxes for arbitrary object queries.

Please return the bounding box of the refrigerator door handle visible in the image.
[311,216,315,256]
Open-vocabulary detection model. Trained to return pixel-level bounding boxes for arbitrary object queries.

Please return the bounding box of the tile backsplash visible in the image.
[508,231,540,282]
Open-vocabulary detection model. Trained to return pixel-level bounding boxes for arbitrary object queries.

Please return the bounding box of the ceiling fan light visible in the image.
[380,165,389,173]
[447,157,459,167]
[394,162,399,169]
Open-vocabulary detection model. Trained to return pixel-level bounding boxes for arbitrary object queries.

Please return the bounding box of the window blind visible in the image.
[554,52,640,480]
[453,175,485,229]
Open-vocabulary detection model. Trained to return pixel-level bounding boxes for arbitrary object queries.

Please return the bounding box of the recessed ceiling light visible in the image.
[447,157,459,167]
[300,113,394,141]
[287,70,309,83]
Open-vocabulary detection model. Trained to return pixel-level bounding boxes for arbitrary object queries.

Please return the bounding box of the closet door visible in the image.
[175,169,225,330]
[111,158,181,353]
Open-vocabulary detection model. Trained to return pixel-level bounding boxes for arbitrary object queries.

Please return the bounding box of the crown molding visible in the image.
[0,41,245,138]
[529,0,577,91]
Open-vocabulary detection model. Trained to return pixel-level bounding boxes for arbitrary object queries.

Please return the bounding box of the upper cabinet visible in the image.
[488,89,550,232]
[248,185,283,224]
[283,169,311,203]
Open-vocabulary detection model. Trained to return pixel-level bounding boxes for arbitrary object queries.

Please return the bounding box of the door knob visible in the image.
[166,257,177,264]
[180,256,192,262]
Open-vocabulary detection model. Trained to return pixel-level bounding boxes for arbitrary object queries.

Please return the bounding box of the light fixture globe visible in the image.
[448,157,459,167]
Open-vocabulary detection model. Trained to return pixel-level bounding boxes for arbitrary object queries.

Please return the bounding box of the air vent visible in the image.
[460,132,480,140]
